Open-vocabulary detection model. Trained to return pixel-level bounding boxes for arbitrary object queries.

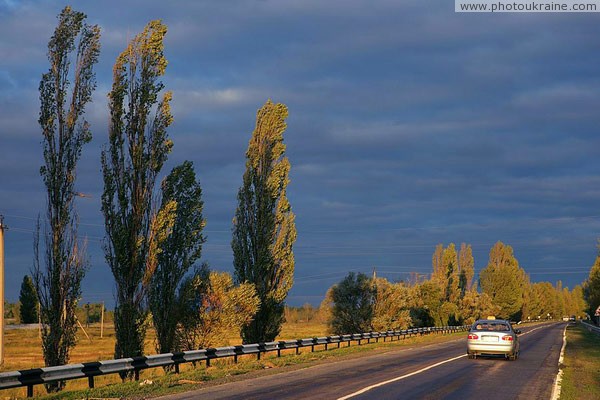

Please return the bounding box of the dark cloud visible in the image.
[1,0,599,307]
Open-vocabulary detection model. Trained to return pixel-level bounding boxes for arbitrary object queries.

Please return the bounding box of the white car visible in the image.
[466,318,521,360]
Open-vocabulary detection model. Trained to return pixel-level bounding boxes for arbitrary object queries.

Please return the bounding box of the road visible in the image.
[161,322,564,400]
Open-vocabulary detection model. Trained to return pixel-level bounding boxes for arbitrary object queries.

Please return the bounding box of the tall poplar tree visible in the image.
[584,251,600,321]
[232,100,297,343]
[458,243,475,293]
[33,6,100,392]
[149,161,205,355]
[101,20,175,364]
[479,241,528,320]
[442,243,460,303]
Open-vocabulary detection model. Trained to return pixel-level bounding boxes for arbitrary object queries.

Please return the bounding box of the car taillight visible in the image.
[502,335,513,341]
[468,333,478,340]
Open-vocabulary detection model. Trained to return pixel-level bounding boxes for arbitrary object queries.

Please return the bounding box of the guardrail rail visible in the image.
[580,320,600,336]
[0,325,469,397]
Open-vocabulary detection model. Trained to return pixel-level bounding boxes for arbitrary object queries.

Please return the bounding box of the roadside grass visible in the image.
[560,323,600,400]
[1,323,465,399]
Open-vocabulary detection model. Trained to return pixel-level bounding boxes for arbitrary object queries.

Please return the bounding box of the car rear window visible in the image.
[472,322,510,332]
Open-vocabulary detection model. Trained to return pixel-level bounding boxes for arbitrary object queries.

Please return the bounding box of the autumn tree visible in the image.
[149,161,205,354]
[177,271,259,349]
[329,272,376,334]
[479,241,528,320]
[442,243,460,303]
[569,285,587,318]
[19,275,39,324]
[372,278,412,330]
[459,290,499,324]
[33,6,100,391]
[232,100,297,343]
[431,244,445,288]
[584,251,600,322]
[410,281,442,327]
[458,243,475,294]
[101,20,175,363]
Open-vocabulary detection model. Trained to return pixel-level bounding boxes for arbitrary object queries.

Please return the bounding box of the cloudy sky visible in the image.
[1,0,599,307]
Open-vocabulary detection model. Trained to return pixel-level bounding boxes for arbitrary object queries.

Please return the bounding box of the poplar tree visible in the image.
[442,243,460,303]
[101,20,175,364]
[149,161,205,355]
[232,100,297,343]
[479,241,528,320]
[584,252,600,321]
[458,243,475,294]
[33,6,100,392]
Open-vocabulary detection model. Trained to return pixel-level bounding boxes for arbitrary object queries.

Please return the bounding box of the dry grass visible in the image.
[0,321,330,398]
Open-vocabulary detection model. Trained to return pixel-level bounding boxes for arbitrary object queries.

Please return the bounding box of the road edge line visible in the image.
[550,324,567,400]
[336,354,467,400]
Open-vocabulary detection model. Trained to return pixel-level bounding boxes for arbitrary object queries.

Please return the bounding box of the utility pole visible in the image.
[0,215,7,366]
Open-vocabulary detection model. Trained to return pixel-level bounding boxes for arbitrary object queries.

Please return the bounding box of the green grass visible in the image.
[8,330,466,399]
[560,323,600,400]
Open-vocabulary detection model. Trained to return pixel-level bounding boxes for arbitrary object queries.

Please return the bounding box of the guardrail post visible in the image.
[174,363,180,374]
[277,348,281,357]
[134,370,140,381]
[337,342,341,349]
[257,352,261,361]
[27,385,33,398]
[206,358,211,367]
[358,339,361,345]
[295,347,299,355]
[234,354,238,363]
[88,376,95,389]
[325,343,328,351]
[311,344,315,352]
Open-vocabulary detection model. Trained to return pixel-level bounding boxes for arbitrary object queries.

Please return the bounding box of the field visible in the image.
[0,320,329,398]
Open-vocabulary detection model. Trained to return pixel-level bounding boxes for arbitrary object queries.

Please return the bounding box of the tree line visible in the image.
[322,241,591,335]
[31,7,295,392]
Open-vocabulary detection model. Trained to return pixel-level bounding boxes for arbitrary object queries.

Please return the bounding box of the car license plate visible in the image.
[482,336,498,342]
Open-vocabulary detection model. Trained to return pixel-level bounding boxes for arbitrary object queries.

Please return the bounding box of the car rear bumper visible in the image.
[467,342,515,355]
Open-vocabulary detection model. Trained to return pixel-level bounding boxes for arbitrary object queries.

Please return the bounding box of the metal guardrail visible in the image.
[580,320,600,335]
[0,325,469,397]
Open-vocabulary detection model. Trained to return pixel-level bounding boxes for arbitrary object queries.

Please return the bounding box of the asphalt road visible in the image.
[161,322,564,400]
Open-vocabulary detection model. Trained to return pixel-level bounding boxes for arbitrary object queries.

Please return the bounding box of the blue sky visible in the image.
[1,1,599,307]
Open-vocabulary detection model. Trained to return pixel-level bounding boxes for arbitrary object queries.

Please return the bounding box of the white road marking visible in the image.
[336,323,554,400]
[550,324,568,400]
[336,354,467,400]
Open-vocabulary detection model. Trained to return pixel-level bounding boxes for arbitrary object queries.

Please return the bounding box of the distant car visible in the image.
[467,318,521,360]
